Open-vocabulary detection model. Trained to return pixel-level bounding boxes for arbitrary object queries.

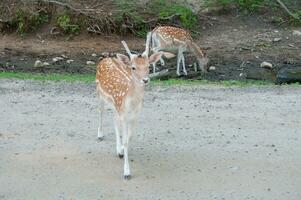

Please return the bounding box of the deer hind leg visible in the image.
[176,48,184,76]
[114,114,123,158]
[181,52,187,75]
[97,99,105,141]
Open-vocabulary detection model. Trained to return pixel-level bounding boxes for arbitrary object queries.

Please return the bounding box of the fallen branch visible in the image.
[149,69,169,78]
[276,0,300,21]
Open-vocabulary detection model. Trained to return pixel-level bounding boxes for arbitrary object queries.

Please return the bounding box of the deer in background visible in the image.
[95,33,174,180]
[150,26,209,76]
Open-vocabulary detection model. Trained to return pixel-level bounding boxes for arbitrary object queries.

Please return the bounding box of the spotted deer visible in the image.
[95,33,174,180]
[150,26,209,75]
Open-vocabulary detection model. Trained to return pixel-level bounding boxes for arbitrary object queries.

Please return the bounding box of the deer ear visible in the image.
[116,54,130,65]
[149,52,163,64]
[162,52,175,59]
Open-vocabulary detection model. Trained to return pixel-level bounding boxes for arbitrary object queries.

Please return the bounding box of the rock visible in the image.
[92,53,97,57]
[43,62,50,66]
[86,61,96,65]
[292,30,301,36]
[34,60,43,68]
[260,62,273,69]
[61,54,68,58]
[276,67,301,84]
[245,65,276,82]
[66,59,74,64]
[273,37,282,42]
[101,52,109,57]
[209,66,216,71]
[52,57,64,63]
[239,73,243,77]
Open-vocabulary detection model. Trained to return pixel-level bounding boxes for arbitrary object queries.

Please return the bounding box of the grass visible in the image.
[152,78,272,87]
[0,72,94,83]
[0,71,278,87]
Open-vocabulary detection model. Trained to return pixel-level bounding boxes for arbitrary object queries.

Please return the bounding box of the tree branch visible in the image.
[276,0,300,21]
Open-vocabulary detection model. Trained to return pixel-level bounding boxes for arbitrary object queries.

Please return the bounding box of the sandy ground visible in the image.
[0,79,301,200]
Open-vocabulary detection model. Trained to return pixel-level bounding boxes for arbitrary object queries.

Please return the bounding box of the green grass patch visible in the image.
[0,72,275,87]
[0,72,94,83]
[151,79,272,87]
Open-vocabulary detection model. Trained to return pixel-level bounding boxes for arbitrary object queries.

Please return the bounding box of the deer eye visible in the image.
[132,67,136,70]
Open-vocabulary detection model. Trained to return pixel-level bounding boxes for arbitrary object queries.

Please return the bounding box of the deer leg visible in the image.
[97,99,105,141]
[121,118,131,180]
[181,53,187,75]
[151,47,161,73]
[114,114,123,158]
[160,57,165,66]
[176,48,183,76]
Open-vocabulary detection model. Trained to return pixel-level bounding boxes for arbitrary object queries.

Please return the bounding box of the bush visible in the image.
[114,0,198,37]
[9,9,48,35]
[57,14,80,34]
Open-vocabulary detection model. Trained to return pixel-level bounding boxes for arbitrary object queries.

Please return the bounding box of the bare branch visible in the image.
[276,0,300,21]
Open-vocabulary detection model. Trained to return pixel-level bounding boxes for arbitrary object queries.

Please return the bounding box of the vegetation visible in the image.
[8,9,48,35]
[0,0,299,36]
[56,13,80,34]
[207,0,300,24]
[0,71,276,87]
[113,0,198,36]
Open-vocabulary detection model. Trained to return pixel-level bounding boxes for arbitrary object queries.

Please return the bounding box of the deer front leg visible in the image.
[114,114,123,158]
[151,47,161,73]
[121,119,131,180]
[97,99,105,141]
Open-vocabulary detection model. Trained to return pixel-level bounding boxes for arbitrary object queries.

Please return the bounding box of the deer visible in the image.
[150,26,209,76]
[95,33,174,180]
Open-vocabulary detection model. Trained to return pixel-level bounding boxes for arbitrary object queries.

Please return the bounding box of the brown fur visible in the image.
[96,58,132,112]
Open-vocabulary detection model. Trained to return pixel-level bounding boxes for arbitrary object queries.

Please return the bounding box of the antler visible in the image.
[121,40,133,58]
[142,32,151,57]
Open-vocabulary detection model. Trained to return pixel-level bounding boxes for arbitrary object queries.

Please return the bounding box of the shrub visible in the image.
[10,9,49,35]
[57,14,80,34]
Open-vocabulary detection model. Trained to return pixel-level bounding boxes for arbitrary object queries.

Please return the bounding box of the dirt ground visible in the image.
[0,79,301,200]
[1,14,300,81]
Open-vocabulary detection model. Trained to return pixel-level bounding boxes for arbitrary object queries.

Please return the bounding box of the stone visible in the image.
[34,60,43,68]
[43,62,50,66]
[92,53,97,57]
[101,52,109,57]
[52,57,64,63]
[86,61,96,65]
[292,30,301,36]
[260,62,273,69]
[276,67,301,84]
[209,66,216,71]
[66,59,74,64]
[273,38,282,42]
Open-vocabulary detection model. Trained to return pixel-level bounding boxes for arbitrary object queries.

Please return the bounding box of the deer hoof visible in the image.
[97,136,104,142]
[118,154,124,159]
[124,175,131,180]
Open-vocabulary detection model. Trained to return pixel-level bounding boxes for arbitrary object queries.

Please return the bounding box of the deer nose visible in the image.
[142,78,149,84]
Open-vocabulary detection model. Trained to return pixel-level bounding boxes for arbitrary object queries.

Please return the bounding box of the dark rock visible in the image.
[276,66,301,84]
[245,66,276,82]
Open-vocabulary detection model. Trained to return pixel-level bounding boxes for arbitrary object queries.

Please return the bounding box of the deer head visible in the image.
[116,33,174,84]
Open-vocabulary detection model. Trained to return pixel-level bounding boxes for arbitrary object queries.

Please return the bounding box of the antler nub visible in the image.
[121,40,133,58]
[142,32,151,57]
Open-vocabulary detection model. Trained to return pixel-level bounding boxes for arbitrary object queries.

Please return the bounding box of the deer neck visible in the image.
[112,58,145,98]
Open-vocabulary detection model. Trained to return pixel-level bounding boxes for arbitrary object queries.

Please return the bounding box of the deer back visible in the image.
[153,26,193,46]
[96,58,132,112]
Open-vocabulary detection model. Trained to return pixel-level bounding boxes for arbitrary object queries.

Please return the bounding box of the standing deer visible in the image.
[95,33,174,180]
[150,26,209,75]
